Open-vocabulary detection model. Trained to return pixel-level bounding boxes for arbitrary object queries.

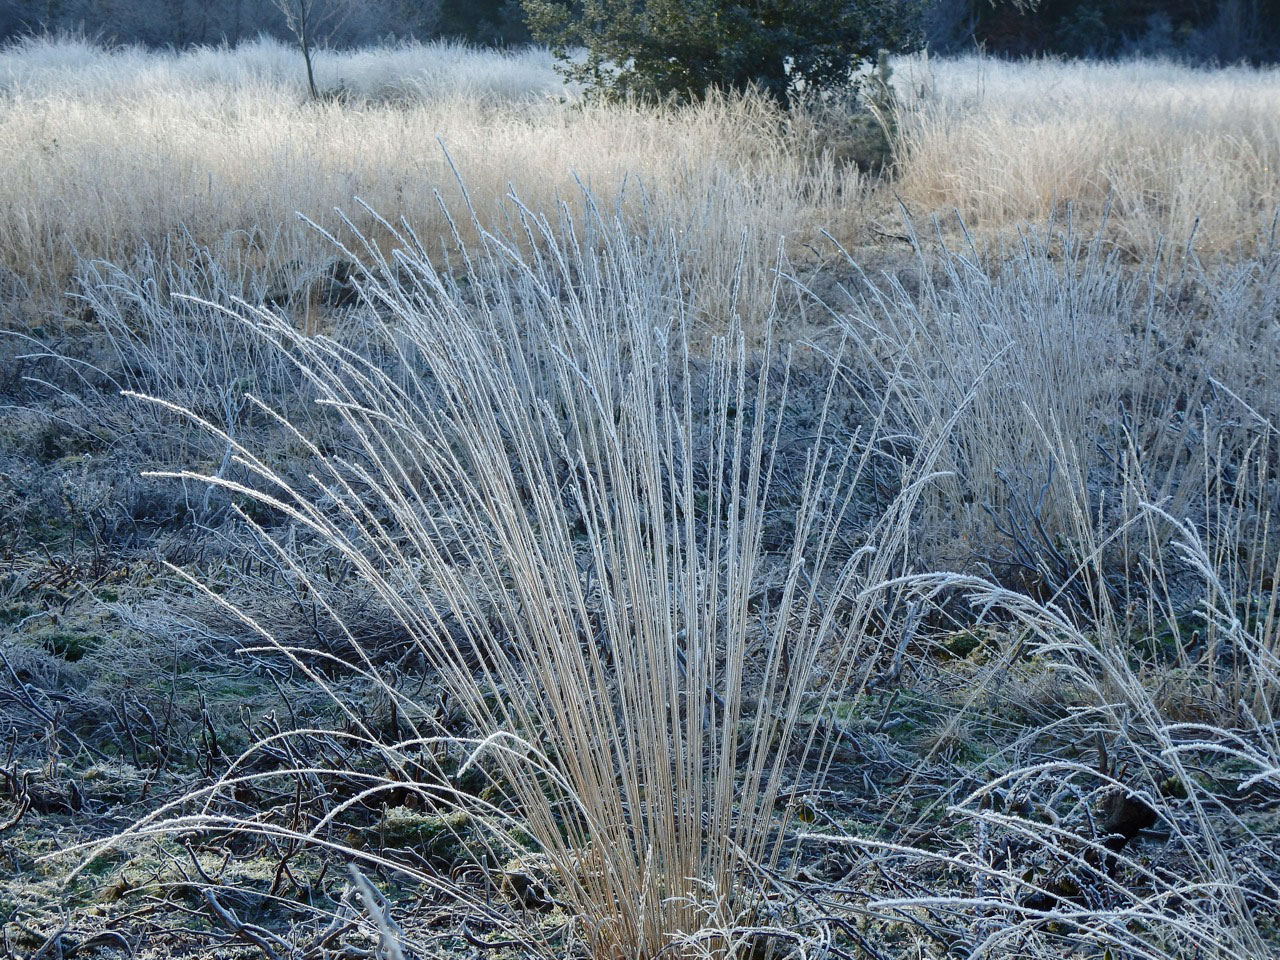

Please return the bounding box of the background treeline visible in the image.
[0,0,1275,62]
[928,0,1279,60]
[0,0,529,49]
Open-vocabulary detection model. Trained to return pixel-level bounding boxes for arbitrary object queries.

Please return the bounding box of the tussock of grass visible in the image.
[78,199,947,959]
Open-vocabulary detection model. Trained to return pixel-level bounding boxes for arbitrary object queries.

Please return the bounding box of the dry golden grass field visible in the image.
[0,35,1278,960]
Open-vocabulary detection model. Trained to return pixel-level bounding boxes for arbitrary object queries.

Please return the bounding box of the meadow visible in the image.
[0,34,1277,960]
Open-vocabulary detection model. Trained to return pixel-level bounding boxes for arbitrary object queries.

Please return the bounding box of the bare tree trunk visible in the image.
[300,15,318,99]
[273,0,324,99]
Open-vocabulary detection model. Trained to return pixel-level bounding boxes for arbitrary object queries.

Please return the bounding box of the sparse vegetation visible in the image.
[0,33,1277,960]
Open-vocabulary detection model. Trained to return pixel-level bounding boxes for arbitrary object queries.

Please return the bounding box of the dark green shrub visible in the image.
[798,49,901,173]
[521,0,928,103]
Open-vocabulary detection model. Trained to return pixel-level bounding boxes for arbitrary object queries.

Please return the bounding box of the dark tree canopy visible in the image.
[521,0,929,102]
[929,0,1280,62]
[439,0,531,46]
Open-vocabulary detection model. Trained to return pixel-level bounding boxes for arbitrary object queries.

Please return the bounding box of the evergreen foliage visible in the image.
[521,0,928,102]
